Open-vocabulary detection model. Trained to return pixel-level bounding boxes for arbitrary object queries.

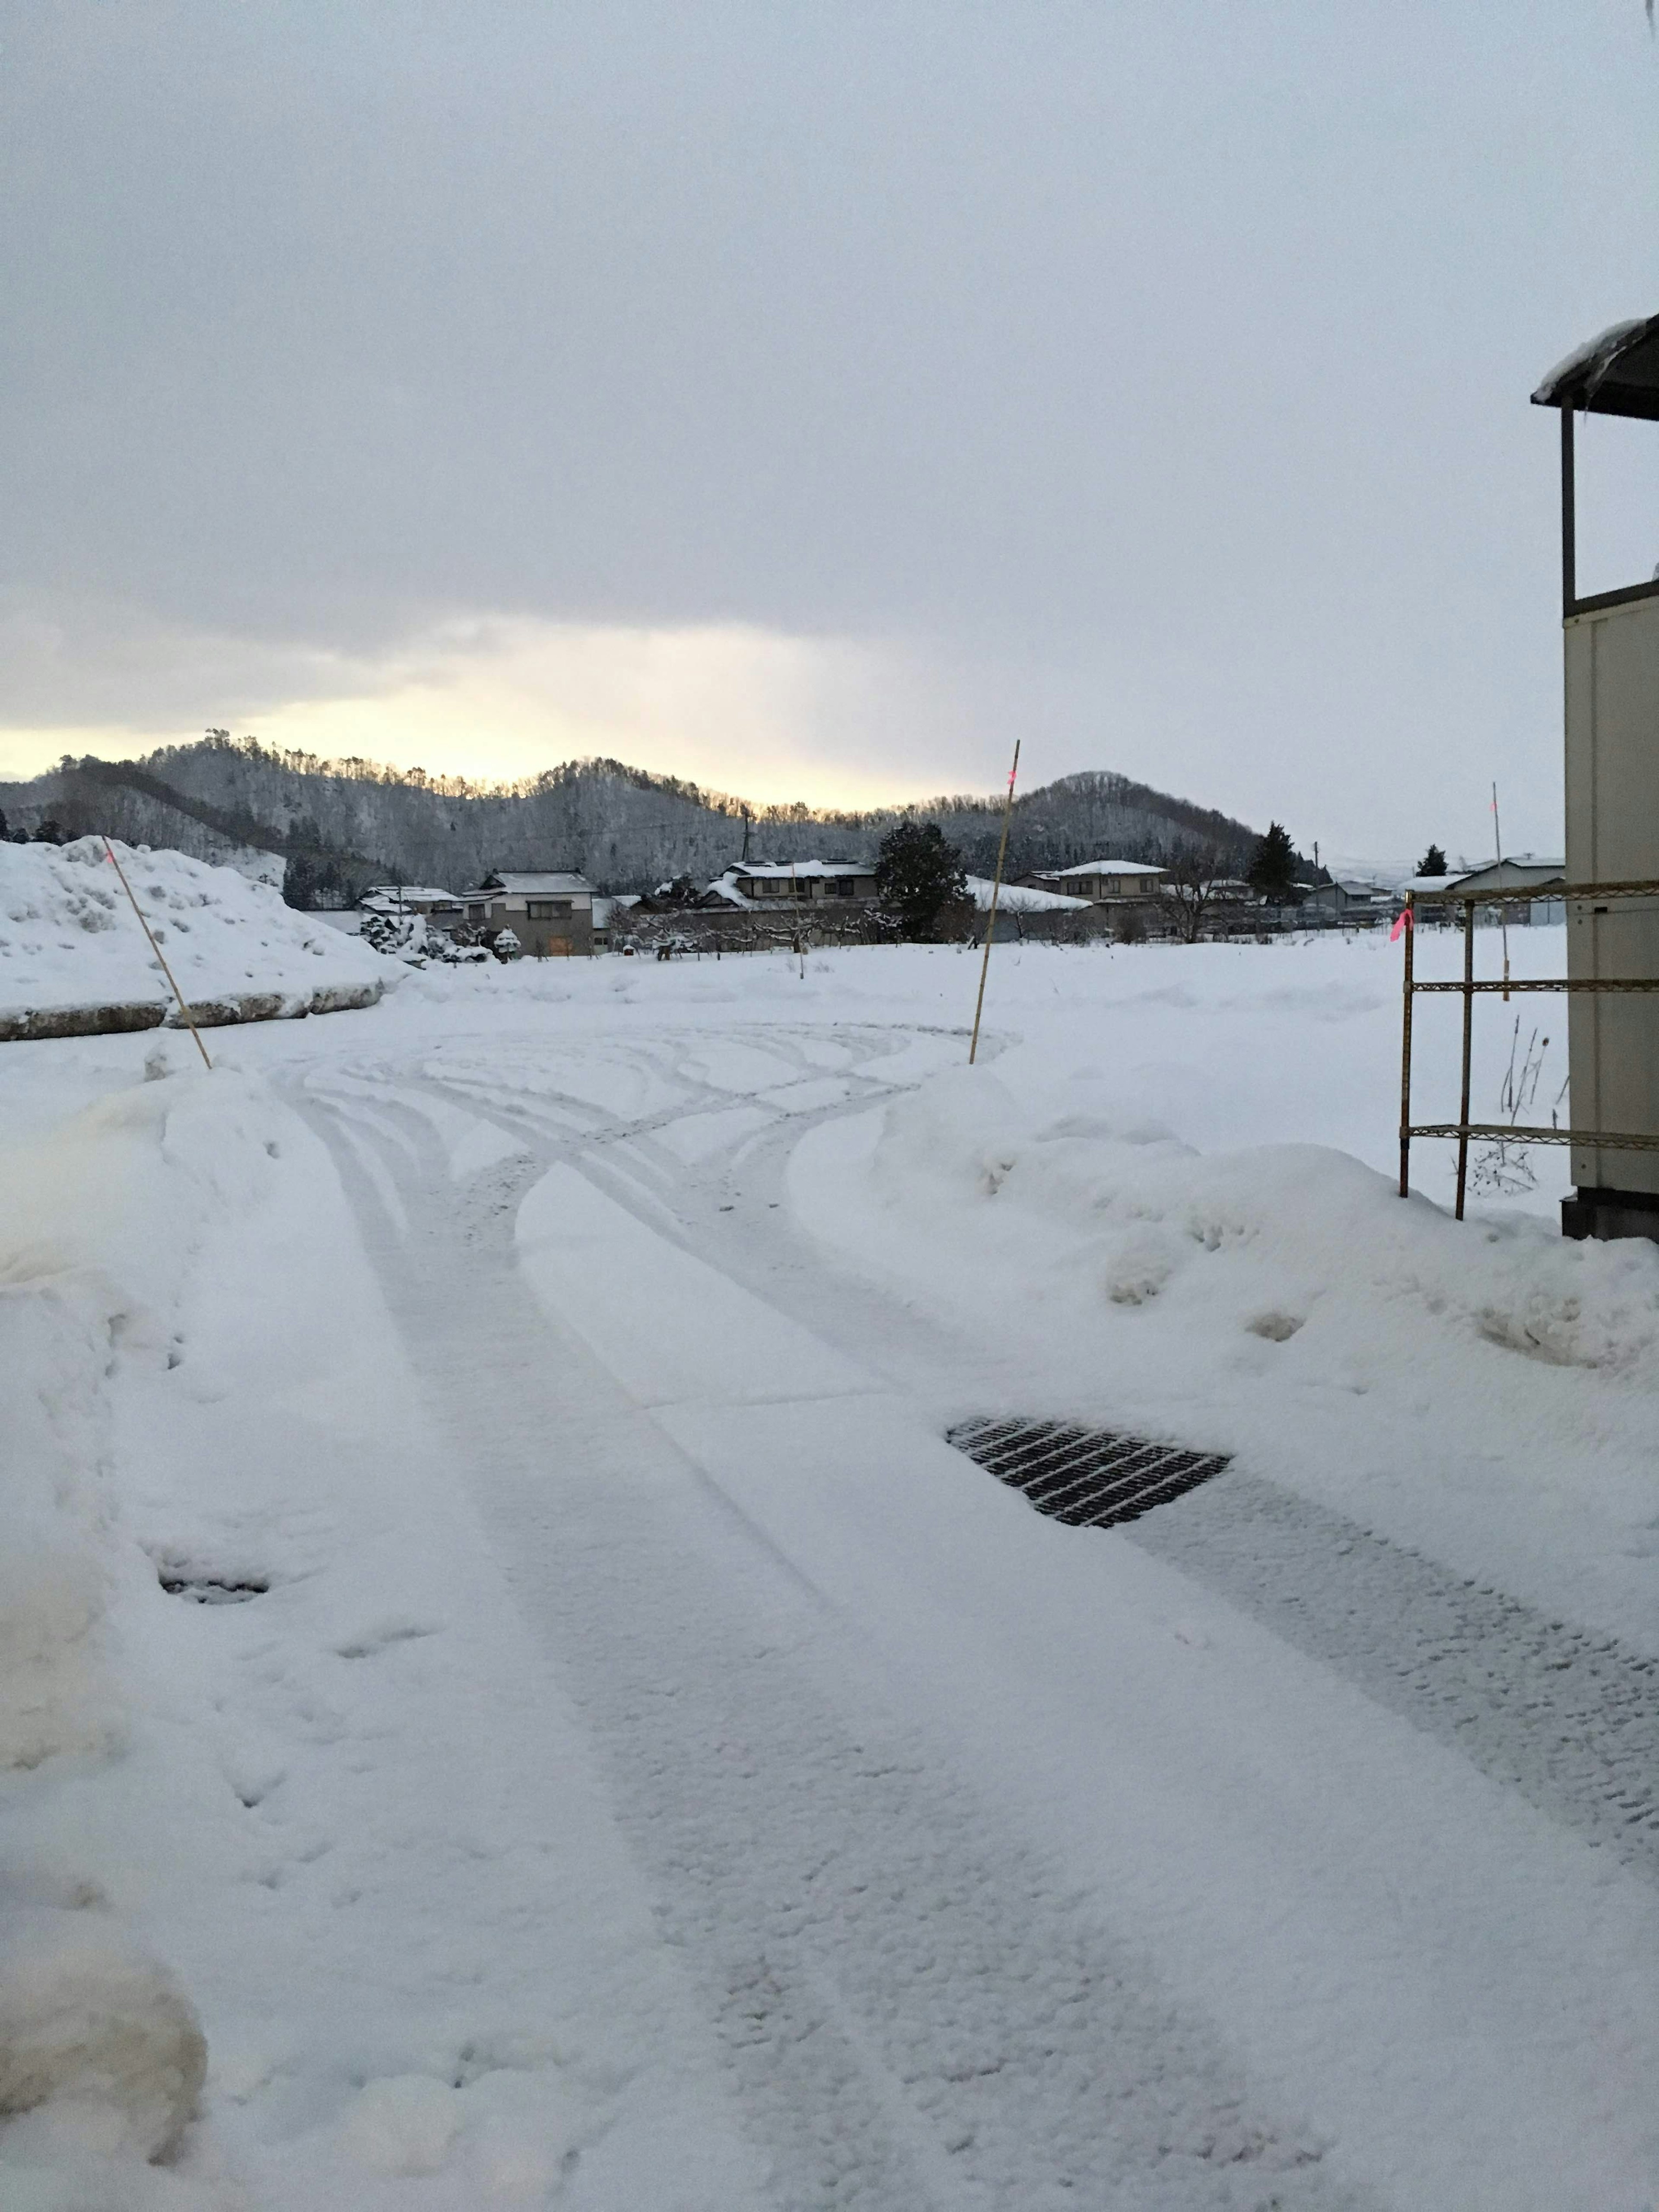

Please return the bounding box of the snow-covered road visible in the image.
[6,938,1658,2209]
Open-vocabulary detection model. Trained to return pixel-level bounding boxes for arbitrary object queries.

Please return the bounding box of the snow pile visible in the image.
[0,839,385,1033]
[964,875,1089,912]
[0,1910,207,2165]
[0,1082,237,2192]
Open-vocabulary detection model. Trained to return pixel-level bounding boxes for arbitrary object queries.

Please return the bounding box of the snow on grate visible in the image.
[947,1417,1230,1529]
[158,1567,270,1605]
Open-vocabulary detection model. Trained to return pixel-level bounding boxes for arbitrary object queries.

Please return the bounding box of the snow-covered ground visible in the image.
[3,928,1657,2210]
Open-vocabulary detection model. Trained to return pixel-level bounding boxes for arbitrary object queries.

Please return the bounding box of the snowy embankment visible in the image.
[0,840,387,1040]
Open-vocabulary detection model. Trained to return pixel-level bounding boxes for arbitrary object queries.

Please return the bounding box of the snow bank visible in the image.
[0,839,386,1038]
[875,1065,1659,1371]
[0,1082,233,2187]
[0,1058,771,2206]
[964,875,1089,913]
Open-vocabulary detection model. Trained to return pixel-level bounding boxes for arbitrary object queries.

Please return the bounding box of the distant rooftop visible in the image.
[359,884,461,908]
[734,859,872,879]
[1039,859,1165,880]
[476,871,595,895]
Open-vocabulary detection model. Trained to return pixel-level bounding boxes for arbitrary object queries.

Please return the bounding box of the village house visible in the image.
[702,859,879,909]
[1029,860,1166,903]
[357,884,466,933]
[464,871,599,955]
[590,894,637,950]
[1301,879,1394,924]
[1402,856,1566,927]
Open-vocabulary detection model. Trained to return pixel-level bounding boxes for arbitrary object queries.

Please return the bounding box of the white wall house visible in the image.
[464,871,598,955]
[705,860,878,909]
[1030,860,1165,903]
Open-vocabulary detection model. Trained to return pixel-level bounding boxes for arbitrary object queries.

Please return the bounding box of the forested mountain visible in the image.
[2,735,1269,904]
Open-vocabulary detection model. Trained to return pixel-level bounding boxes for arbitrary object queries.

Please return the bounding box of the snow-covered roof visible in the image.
[1423,858,1564,897]
[359,884,461,909]
[475,872,595,896]
[1037,859,1165,880]
[701,875,755,908]
[966,876,1089,912]
[734,859,874,880]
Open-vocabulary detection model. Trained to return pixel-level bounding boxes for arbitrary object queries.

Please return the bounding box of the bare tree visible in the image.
[1157,842,1231,944]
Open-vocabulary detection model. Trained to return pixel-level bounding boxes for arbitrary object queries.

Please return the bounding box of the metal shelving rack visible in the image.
[1397,878,1659,1220]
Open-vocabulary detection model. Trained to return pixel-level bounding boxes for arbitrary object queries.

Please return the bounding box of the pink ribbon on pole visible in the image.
[1390,907,1413,942]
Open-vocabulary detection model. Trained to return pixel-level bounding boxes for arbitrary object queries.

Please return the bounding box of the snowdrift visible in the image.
[0,840,386,1041]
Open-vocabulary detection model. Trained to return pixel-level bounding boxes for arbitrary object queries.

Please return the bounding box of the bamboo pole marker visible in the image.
[1455,896,1475,1219]
[968,738,1020,1065]
[1492,781,1511,1003]
[103,838,213,1069]
[1396,890,1414,1196]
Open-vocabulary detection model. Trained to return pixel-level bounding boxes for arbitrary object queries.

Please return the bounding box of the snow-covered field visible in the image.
[3,928,1657,2210]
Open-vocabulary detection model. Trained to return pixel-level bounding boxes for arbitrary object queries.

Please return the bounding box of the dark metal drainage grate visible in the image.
[947,1417,1230,1529]
[159,1570,270,1605]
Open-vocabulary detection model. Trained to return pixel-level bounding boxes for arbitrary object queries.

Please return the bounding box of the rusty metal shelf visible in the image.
[1408,1124,1659,1153]
[1397,878,1659,1218]
[1410,977,1659,995]
[1408,875,1659,906]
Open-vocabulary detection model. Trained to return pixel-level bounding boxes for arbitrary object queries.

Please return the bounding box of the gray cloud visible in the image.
[3,1,1656,851]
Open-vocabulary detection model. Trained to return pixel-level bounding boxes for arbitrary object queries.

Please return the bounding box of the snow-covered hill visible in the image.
[2,737,1274,896]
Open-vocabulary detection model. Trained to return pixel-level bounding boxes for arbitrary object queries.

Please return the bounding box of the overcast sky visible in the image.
[3,2,1656,860]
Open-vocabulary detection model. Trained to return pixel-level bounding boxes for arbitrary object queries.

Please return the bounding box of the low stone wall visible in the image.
[0,980,384,1044]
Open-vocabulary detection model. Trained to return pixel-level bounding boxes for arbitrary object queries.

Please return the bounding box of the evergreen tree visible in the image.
[874,821,967,940]
[283,853,321,909]
[1416,842,1448,877]
[1246,821,1299,903]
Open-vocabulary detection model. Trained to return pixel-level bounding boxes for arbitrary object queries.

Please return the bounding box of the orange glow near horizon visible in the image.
[0,618,1002,813]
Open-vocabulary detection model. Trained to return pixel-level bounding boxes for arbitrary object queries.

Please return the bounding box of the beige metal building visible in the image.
[1533,315,1659,1240]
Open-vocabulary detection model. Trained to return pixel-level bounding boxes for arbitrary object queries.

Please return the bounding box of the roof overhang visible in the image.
[1532,315,1659,422]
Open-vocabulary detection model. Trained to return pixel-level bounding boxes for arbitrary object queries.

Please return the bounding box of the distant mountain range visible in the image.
[1,735,1287,905]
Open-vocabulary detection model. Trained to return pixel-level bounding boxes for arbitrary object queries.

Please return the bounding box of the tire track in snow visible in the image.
[299,1073,1377,2212]
[1128,1472,1659,1884]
